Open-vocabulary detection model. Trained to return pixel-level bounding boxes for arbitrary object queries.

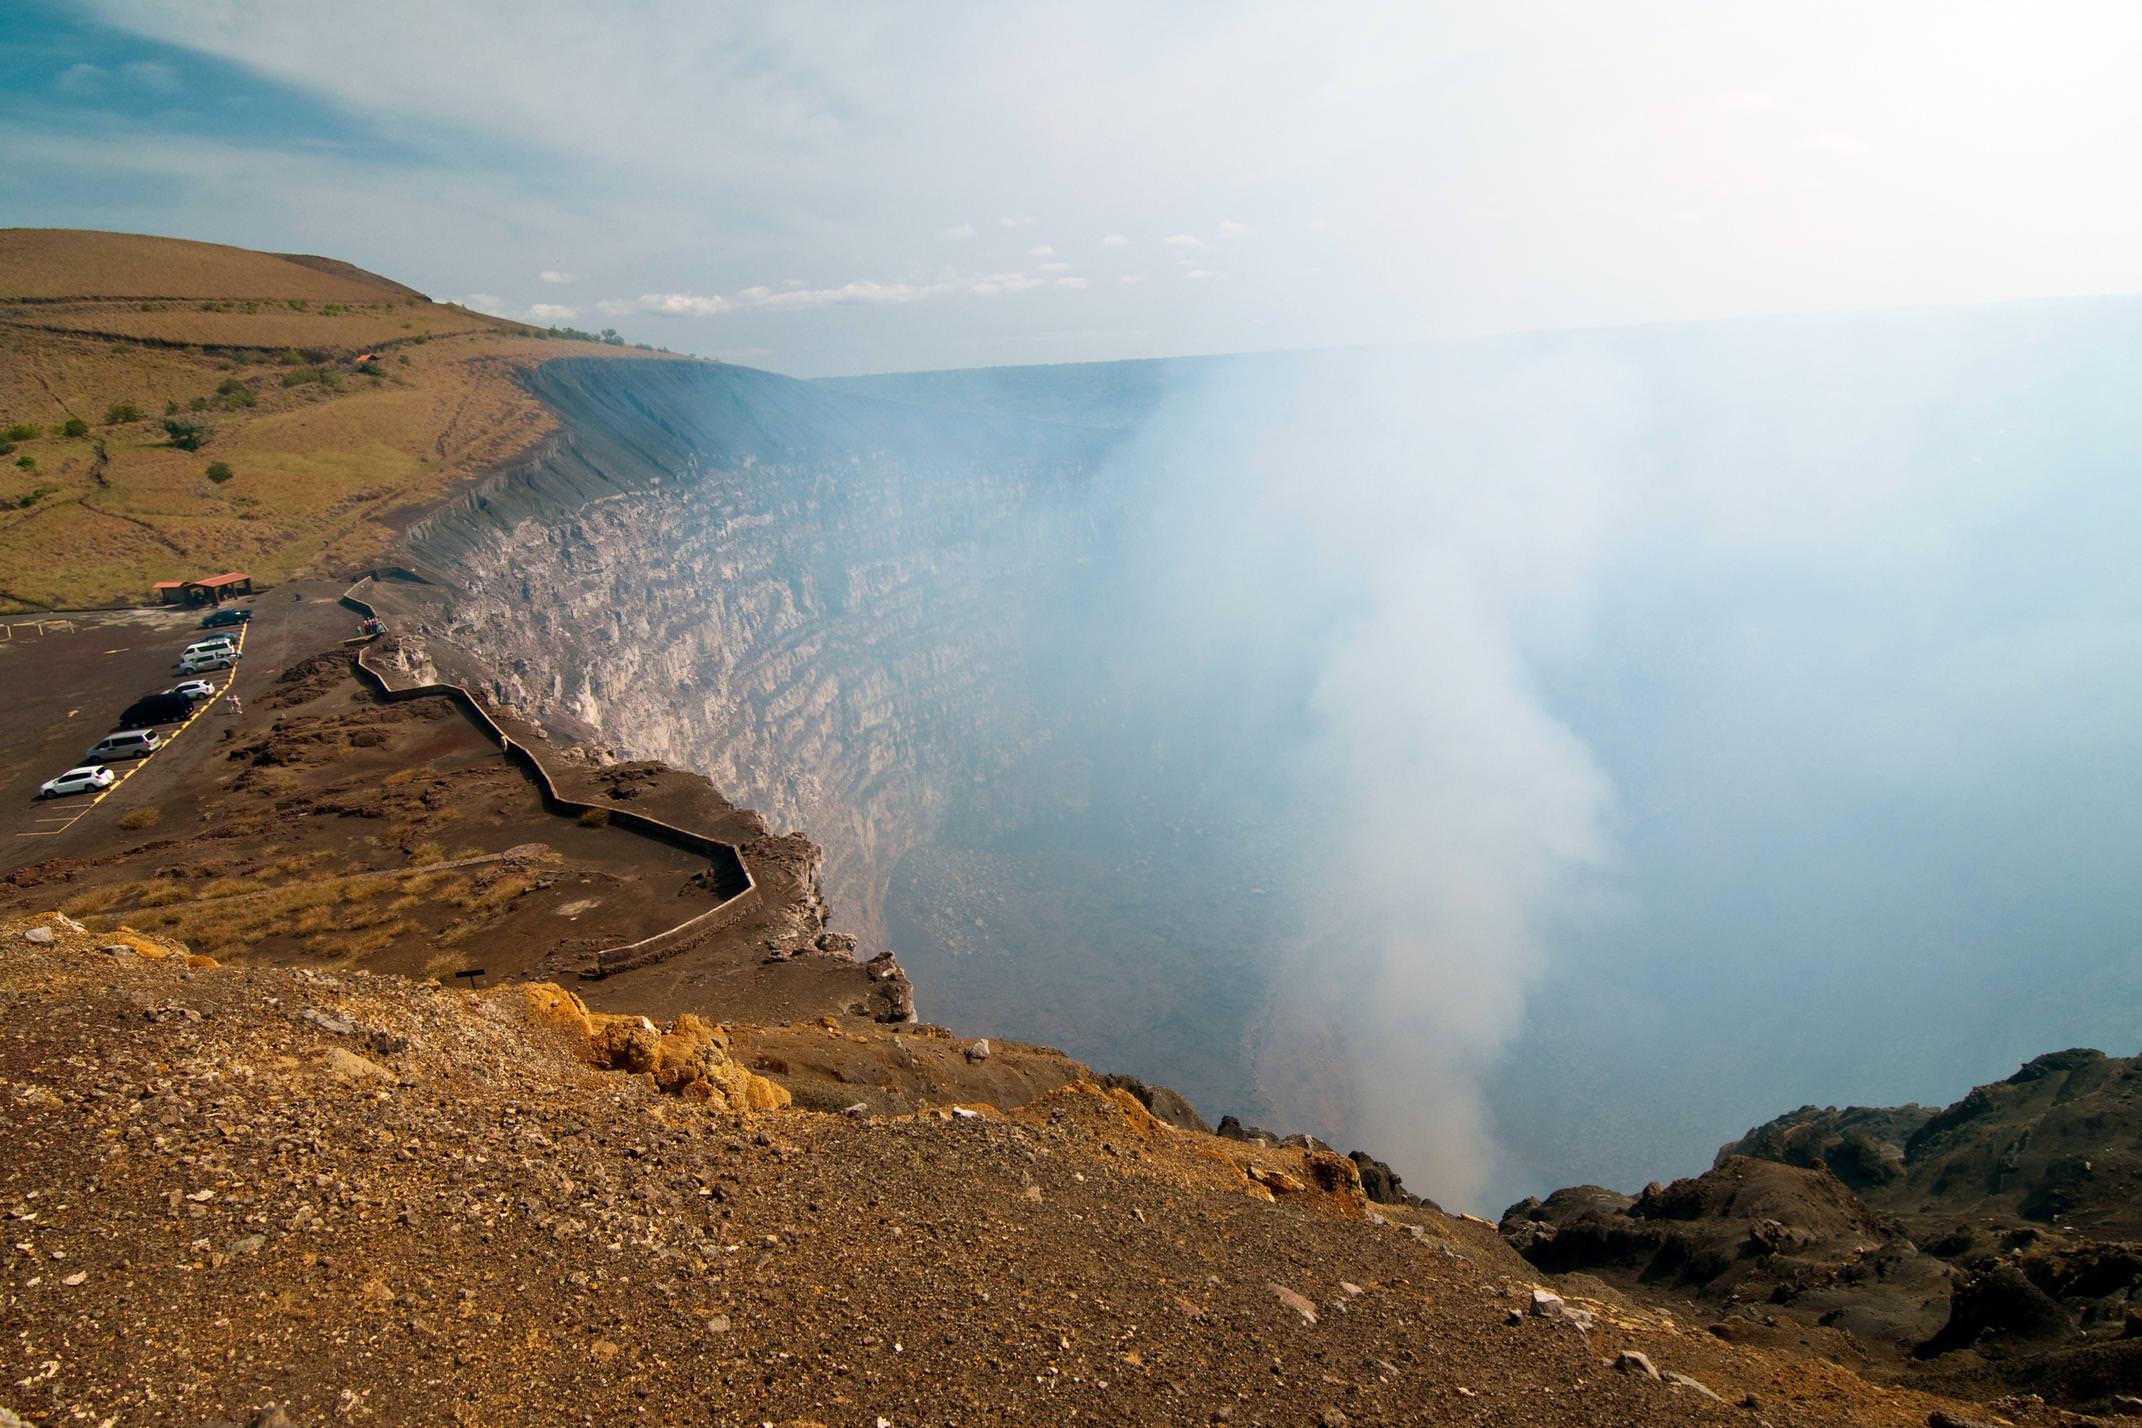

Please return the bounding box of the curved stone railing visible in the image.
[341,576,756,978]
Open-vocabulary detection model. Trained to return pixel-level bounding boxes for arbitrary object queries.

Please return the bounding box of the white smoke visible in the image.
[1092,339,1639,1205]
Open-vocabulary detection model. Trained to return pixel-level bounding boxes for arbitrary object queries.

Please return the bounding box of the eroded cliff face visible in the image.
[383,358,1107,952]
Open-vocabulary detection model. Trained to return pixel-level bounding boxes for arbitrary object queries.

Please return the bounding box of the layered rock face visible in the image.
[390,358,1110,952]
[1504,1050,2142,1412]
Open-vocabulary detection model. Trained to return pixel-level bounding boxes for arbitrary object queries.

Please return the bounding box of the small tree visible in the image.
[163,417,214,451]
[61,418,88,438]
[104,402,142,424]
[205,461,234,483]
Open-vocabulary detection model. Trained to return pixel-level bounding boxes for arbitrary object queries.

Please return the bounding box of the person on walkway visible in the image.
[225,691,243,716]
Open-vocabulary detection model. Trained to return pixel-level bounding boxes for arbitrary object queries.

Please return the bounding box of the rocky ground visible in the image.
[1501,1058,2142,1420]
[0,912,2037,1427]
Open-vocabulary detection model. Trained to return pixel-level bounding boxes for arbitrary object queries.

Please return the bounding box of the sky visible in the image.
[4,1,2142,375]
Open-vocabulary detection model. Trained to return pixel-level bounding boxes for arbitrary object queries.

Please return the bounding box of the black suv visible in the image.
[200,607,252,629]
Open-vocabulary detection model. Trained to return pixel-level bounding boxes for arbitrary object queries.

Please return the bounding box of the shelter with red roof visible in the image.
[151,571,253,606]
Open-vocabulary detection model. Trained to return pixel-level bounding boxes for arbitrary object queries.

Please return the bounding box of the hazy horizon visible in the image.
[9,3,2142,375]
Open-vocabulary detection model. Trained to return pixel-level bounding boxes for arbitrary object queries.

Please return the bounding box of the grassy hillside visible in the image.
[0,228,681,611]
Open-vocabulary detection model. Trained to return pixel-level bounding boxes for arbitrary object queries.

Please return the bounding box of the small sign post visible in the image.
[455,968,486,990]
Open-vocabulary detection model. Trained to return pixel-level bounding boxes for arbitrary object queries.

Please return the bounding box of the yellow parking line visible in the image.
[86,621,248,809]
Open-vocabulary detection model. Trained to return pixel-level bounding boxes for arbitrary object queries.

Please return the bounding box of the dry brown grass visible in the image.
[0,230,420,302]
[0,229,689,612]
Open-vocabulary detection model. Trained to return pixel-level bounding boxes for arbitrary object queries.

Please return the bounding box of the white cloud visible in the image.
[54,63,104,95]
[1101,233,1131,249]
[119,59,179,93]
[54,59,179,98]
[1027,243,1055,257]
[628,275,975,317]
[1161,233,1204,249]
[1055,275,1088,289]
[1118,273,1144,283]
[1217,218,1250,240]
[1183,268,1212,280]
[939,222,975,238]
[999,214,1036,228]
[1803,129,1869,157]
[639,292,731,316]
[538,270,575,284]
[528,302,579,320]
[749,279,947,309]
[453,292,505,312]
[1037,260,1070,272]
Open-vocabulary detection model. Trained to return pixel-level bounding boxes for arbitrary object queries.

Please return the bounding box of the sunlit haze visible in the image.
[4,2,2141,373]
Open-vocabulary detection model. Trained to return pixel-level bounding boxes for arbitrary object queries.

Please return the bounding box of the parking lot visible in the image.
[0,584,360,866]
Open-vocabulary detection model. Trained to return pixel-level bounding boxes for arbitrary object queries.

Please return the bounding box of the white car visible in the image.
[38,766,115,799]
[166,680,217,700]
[177,651,238,674]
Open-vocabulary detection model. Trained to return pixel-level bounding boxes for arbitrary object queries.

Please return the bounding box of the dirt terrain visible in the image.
[1,912,2040,1428]
[0,610,913,1035]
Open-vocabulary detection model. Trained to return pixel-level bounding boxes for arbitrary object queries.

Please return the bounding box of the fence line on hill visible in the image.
[341,576,756,979]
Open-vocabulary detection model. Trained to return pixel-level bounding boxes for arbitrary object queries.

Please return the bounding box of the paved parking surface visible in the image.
[0,586,360,867]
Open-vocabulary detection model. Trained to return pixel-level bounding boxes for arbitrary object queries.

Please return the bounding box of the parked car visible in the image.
[165,680,217,701]
[181,636,239,661]
[85,729,161,761]
[117,693,194,728]
[38,766,114,799]
[177,651,238,674]
[199,607,252,629]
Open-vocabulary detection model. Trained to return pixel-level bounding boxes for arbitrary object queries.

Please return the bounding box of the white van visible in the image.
[85,729,160,762]
[181,636,239,661]
[177,650,237,674]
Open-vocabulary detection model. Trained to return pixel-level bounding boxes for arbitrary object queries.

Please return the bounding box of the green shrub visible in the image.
[14,456,33,471]
[60,418,88,438]
[217,377,244,396]
[104,402,141,424]
[205,461,234,483]
[0,422,38,442]
[287,298,308,312]
[17,487,52,508]
[0,442,12,457]
[162,417,214,451]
